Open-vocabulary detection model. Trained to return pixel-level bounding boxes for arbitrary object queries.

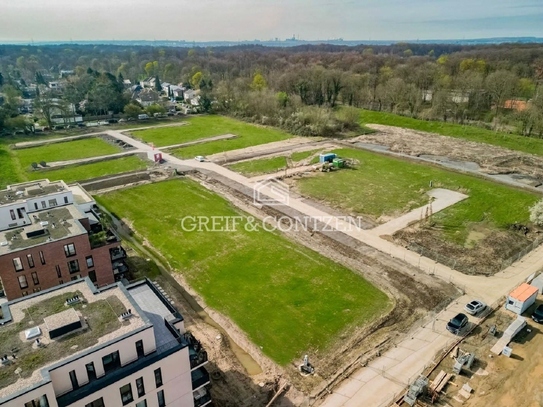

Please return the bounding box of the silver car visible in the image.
[464,300,486,315]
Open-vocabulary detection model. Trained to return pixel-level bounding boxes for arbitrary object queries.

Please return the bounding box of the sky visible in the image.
[0,0,542,42]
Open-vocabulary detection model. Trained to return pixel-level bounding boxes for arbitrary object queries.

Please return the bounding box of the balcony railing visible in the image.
[191,367,210,390]
[183,332,208,370]
[110,246,127,261]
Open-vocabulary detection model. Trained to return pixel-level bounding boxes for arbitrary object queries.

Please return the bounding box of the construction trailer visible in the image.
[505,283,538,314]
[319,153,337,163]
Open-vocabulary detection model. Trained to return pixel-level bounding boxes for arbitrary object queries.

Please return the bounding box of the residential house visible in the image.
[0,277,211,407]
[0,180,128,300]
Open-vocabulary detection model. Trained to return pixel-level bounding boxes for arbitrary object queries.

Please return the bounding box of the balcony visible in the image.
[191,367,210,390]
[183,332,208,370]
[193,387,212,407]
[110,246,127,261]
[90,229,120,249]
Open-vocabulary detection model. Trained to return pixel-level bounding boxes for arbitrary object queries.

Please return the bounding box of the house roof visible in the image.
[509,283,538,302]
[503,99,528,111]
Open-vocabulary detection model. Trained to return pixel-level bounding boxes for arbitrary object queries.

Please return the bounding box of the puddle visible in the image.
[354,142,390,152]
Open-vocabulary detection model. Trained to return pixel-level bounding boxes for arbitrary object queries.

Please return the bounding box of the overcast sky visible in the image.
[0,0,542,42]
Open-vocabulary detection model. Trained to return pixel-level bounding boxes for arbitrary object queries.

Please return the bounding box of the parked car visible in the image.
[194,156,206,162]
[138,114,149,120]
[464,300,486,316]
[446,313,468,335]
[532,304,543,323]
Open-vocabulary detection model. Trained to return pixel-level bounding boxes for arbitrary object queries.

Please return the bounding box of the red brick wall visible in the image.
[0,233,115,300]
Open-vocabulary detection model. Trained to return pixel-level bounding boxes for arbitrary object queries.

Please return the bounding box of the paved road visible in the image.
[102,129,543,407]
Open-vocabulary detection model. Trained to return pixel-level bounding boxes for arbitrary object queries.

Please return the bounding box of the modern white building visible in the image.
[0,277,211,407]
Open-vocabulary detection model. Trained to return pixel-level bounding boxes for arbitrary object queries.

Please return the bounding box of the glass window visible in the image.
[67,259,80,273]
[86,256,94,268]
[136,377,145,397]
[13,257,23,271]
[119,383,133,405]
[64,196,69,204]
[102,351,120,374]
[56,265,62,278]
[48,199,58,207]
[41,201,46,209]
[154,368,163,387]
[31,272,39,285]
[24,395,49,407]
[27,254,35,268]
[10,209,16,220]
[18,275,28,289]
[157,390,165,407]
[88,270,97,283]
[136,401,147,407]
[84,397,105,407]
[64,243,76,257]
[39,251,46,265]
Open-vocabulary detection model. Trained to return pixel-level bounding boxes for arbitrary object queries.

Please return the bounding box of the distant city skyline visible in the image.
[0,0,542,42]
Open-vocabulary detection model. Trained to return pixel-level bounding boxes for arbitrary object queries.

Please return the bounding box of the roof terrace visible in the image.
[0,180,69,206]
[0,279,146,399]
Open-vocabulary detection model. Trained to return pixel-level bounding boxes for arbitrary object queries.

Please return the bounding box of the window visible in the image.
[24,395,49,407]
[64,243,76,257]
[154,368,163,387]
[88,270,97,283]
[70,274,82,281]
[13,257,23,271]
[102,350,120,374]
[22,291,28,296]
[18,275,28,289]
[41,201,46,209]
[86,256,94,268]
[64,196,69,204]
[84,397,104,407]
[119,383,133,405]
[31,272,39,285]
[33,288,41,293]
[48,199,58,207]
[86,362,97,381]
[39,251,46,265]
[157,390,165,407]
[59,279,64,285]
[69,370,79,389]
[136,340,144,358]
[34,202,38,210]
[10,209,16,220]
[136,401,147,407]
[27,254,35,268]
[67,259,80,273]
[136,377,145,397]
[56,265,62,278]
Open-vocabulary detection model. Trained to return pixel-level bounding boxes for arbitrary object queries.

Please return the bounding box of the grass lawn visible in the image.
[297,148,539,245]
[97,179,389,365]
[161,116,292,158]
[26,156,147,183]
[15,138,121,169]
[359,110,543,157]
[229,156,287,176]
[133,115,291,149]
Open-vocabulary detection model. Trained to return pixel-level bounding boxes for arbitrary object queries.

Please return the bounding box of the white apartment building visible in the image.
[0,277,211,407]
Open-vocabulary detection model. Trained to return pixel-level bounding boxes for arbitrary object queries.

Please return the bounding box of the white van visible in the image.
[138,114,149,120]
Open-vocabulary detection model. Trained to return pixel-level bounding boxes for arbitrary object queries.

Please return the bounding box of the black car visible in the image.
[532,304,543,323]
[446,313,468,335]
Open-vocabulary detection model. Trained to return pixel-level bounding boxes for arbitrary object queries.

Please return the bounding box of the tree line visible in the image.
[0,42,542,136]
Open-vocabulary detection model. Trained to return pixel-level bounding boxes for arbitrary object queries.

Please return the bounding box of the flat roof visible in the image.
[509,283,539,302]
[0,180,69,206]
[68,183,94,207]
[0,279,146,399]
[0,205,88,255]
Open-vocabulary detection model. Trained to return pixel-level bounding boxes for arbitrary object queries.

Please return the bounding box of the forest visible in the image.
[0,42,542,137]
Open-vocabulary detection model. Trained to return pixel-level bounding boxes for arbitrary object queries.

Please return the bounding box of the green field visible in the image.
[229,149,323,176]
[297,148,539,245]
[359,110,543,156]
[26,156,147,183]
[97,179,389,365]
[15,138,121,169]
[133,116,292,149]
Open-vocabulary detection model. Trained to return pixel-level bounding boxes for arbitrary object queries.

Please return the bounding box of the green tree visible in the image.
[251,72,267,91]
[276,91,289,108]
[191,71,203,89]
[145,103,166,116]
[123,103,143,119]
